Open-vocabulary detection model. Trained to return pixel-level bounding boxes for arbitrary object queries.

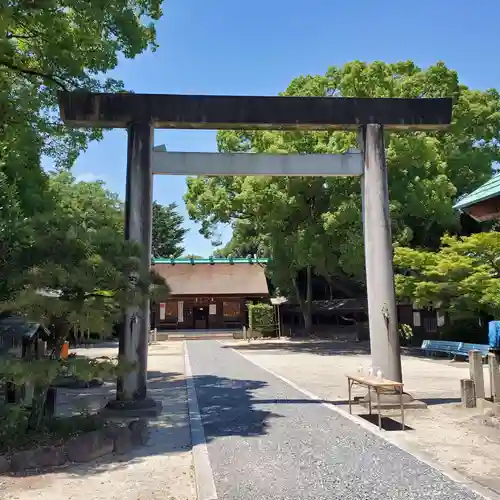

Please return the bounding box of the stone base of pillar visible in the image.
[358,390,427,410]
[101,397,162,418]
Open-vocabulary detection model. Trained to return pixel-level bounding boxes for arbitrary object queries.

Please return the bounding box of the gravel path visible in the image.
[187,340,483,500]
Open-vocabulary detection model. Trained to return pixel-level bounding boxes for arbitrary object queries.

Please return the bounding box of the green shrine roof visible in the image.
[454,174,500,210]
[152,257,270,265]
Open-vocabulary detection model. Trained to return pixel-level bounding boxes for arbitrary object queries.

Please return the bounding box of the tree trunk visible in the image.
[27,385,48,431]
[324,274,356,298]
[292,268,313,336]
[304,266,313,335]
[327,279,334,300]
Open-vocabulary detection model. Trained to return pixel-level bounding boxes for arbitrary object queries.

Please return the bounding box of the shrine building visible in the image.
[151,257,270,331]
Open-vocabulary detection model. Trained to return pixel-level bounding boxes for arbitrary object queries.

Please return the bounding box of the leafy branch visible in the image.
[0,59,69,91]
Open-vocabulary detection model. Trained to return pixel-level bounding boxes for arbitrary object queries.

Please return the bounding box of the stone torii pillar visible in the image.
[360,124,402,383]
[57,92,452,413]
[117,122,155,409]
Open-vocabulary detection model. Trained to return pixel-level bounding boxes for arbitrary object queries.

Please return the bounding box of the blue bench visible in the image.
[421,340,490,360]
[459,343,490,358]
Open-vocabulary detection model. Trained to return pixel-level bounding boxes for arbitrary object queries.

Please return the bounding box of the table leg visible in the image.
[348,379,352,414]
[400,386,404,430]
[376,388,382,430]
[368,388,372,415]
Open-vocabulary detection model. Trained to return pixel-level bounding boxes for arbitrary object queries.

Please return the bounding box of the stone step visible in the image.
[158,331,236,341]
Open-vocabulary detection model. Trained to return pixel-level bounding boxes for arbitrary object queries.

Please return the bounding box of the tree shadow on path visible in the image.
[223,340,371,356]
[224,340,432,359]
[3,369,278,480]
[189,374,280,441]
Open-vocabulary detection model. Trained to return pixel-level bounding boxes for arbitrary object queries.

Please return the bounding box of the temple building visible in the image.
[454,174,500,222]
[151,257,270,331]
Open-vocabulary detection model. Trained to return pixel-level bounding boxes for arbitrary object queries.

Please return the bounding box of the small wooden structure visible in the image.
[0,315,51,358]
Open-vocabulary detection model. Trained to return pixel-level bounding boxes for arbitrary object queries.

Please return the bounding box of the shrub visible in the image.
[248,303,275,337]
[439,317,488,343]
[398,323,413,346]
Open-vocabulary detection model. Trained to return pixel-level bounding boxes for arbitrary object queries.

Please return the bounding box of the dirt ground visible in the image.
[1,342,196,500]
[222,338,500,495]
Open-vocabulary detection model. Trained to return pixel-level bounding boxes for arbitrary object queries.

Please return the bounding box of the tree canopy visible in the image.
[0,1,165,334]
[0,0,163,228]
[152,202,188,258]
[213,220,269,258]
[395,232,500,318]
[2,172,167,343]
[1,0,162,164]
[185,61,500,326]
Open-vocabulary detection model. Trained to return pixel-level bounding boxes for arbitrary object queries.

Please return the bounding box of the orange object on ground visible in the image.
[60,341,69,360]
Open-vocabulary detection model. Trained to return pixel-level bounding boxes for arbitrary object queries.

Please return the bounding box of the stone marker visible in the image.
[129,419,149,446]
[66,430,113,463]
[488,352,500,402]
[112,426,134,455]
[461,379,476,408]
[469,350,485,399]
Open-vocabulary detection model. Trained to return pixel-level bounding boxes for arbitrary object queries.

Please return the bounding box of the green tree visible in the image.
[0,171,33,301]
[0,0,162,164]
[152,202,188,258]
[0,0,163,245]
[186,61,500,295]
[213,220,270,258]
[3,172,168,346]
[50,171,124,232]
[394,232,500,318]
[0,0,164,302]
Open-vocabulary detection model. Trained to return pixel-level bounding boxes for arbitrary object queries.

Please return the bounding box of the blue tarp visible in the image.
[488,321,500,348]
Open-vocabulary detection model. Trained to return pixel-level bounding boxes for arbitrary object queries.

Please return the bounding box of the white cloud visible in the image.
[75,172,102,183]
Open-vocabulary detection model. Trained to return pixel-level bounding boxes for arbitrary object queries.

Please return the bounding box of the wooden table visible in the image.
[346,374,405,430]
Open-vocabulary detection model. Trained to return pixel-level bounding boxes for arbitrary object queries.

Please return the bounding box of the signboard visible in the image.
[195,296,214,303]
[178,301,184,323]
[159,303,166,320]
[437,311,445,327]
[413,311,421,327]
[209,303,217,315]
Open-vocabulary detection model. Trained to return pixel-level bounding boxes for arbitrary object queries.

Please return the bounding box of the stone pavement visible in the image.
[220,338,500,496]
[186,339,486,500]
[1,342,196,500]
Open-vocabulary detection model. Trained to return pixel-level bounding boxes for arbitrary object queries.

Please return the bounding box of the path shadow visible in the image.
[3,369,277,478]
[224,340,371,356]
[421,397,462,406]
[358,414,414,431]
[189,375,280,441]
[224,341,458,364]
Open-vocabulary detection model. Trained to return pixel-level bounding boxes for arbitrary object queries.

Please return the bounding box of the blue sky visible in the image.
[49,0,499,256]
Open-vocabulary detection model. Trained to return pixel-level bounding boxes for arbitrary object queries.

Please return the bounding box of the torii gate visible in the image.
[58,92,452,414]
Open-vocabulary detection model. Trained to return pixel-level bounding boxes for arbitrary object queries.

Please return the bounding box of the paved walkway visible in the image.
[219,338,500,495]
[187,340,483,500]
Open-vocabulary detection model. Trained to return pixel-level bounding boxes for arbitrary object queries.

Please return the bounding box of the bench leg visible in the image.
[400,386,404,430]
[348,379,352,415]
[376,389,382,430]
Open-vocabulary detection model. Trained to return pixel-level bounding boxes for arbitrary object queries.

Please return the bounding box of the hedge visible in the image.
[248,303,275,337]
